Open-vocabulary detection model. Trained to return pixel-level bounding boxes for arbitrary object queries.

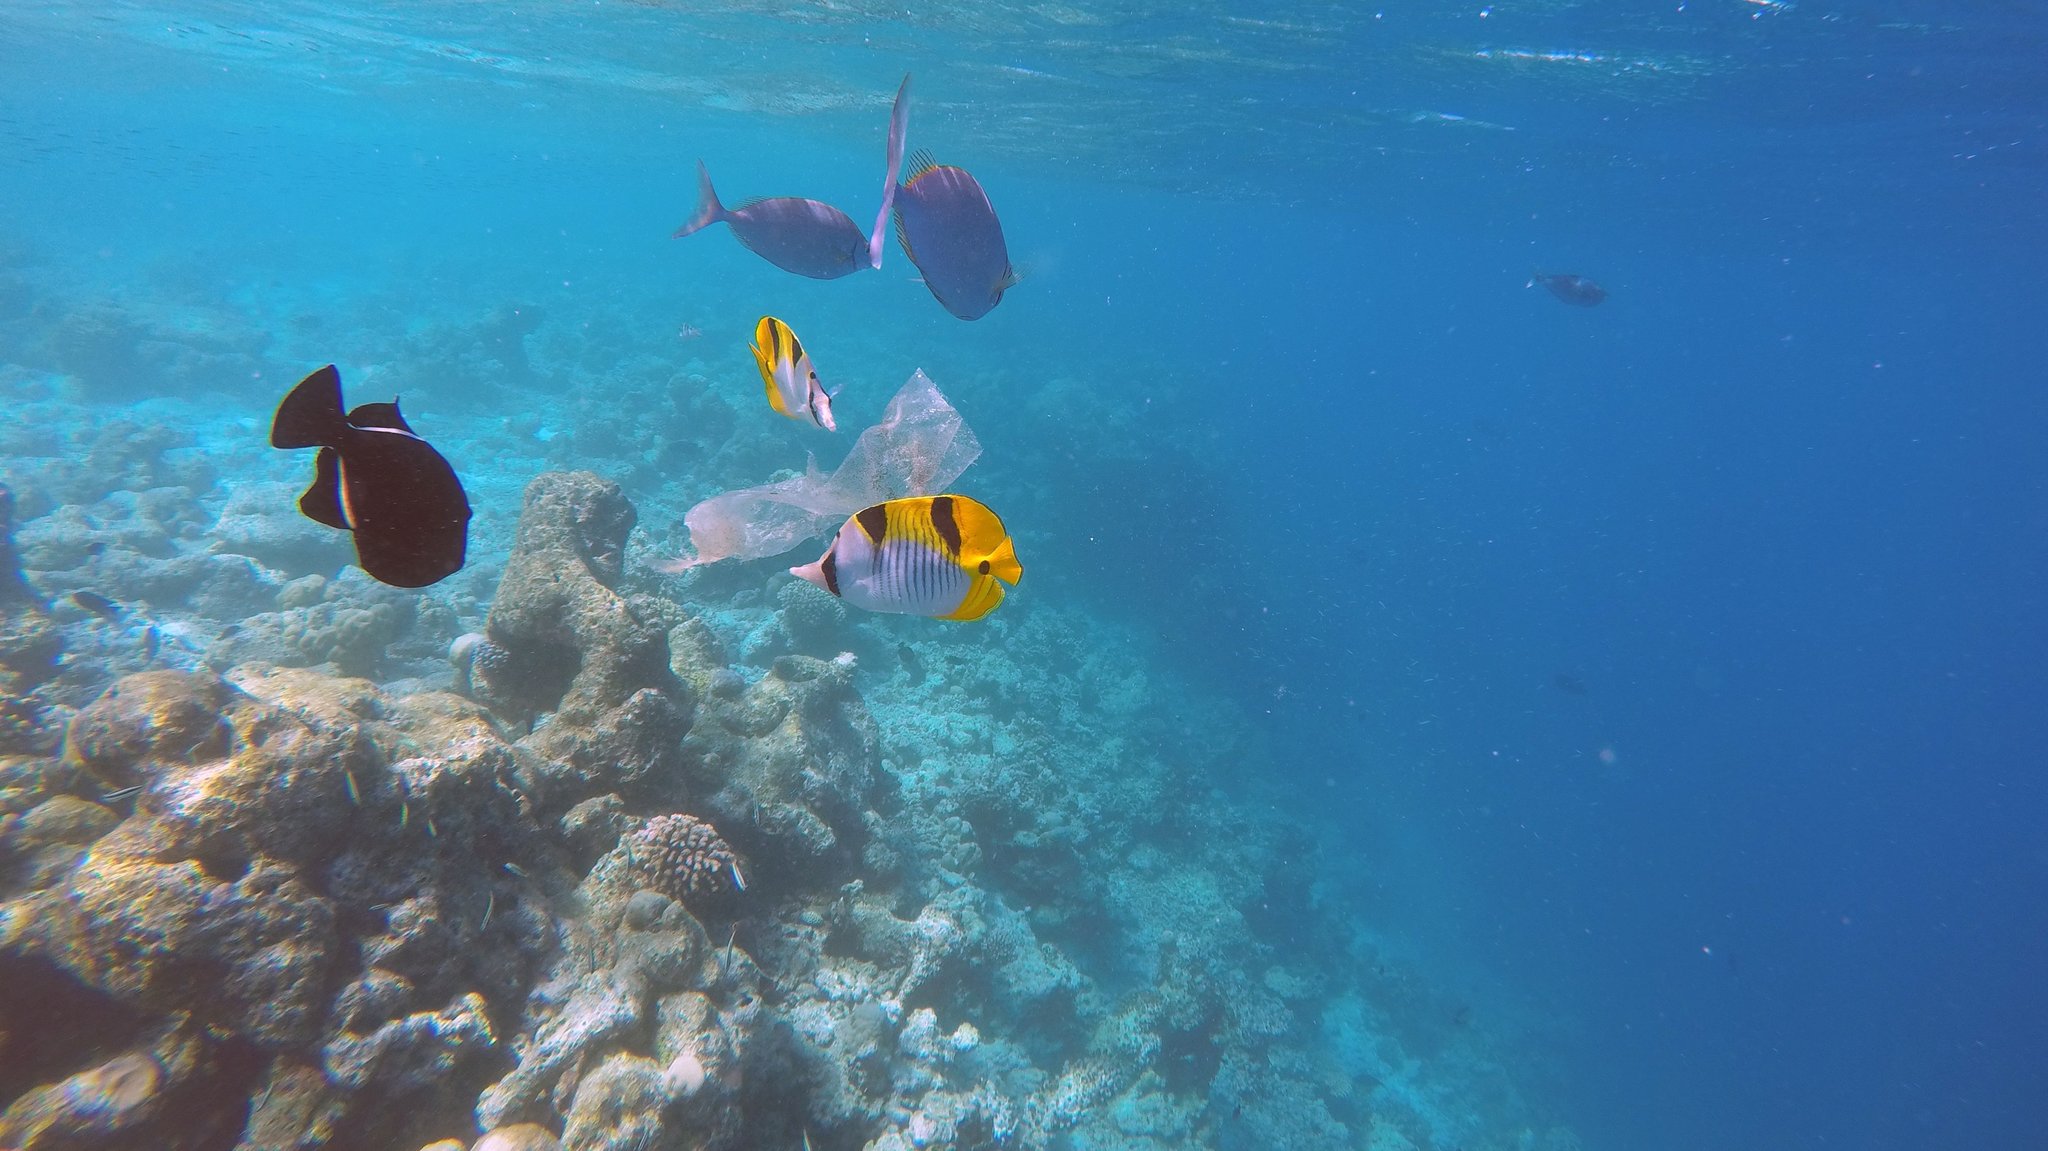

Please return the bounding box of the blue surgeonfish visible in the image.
[750,316,836,431]
[271,365,471,589]
[894,149,1017,320]
[1529,271,1607,307]
[675,75,912,280]
[791,495,1022,621]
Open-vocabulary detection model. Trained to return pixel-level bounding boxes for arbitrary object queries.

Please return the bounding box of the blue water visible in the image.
[4,2,2045,1149]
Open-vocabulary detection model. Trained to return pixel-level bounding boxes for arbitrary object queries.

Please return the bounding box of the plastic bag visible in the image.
[666,369,981,568]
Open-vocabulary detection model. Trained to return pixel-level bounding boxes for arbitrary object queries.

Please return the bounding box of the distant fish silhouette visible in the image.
[270,365,472,589]
[1529,271,1607,307]
[1552,671,1588,695]
[69,590,122,620]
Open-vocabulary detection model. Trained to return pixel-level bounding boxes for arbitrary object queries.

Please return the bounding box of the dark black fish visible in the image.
[70,590,122,620]
[270,365,471,589]
[894,150,1017,320]
[1530,271,1607,307]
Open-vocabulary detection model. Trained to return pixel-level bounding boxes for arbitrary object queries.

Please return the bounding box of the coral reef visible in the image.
[0,297,1581,1151]
[471,472,692,815]
[0,666,547,1150]
[0,483,61,752]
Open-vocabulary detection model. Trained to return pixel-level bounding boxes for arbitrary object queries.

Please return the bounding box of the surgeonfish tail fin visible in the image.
[674,160,727,238]
[870,73,912,270]
[272,364,348,449]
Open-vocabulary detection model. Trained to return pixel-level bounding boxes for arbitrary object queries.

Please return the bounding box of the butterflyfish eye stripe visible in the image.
[930,496,961,555]
[820,548,840,596]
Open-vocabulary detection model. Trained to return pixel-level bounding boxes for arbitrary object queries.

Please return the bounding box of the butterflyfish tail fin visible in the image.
[675,160,727,238]
[272,364,348,449]
[870,73,911,270]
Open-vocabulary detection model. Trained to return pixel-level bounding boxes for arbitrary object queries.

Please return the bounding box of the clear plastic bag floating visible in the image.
[663,369,982,570]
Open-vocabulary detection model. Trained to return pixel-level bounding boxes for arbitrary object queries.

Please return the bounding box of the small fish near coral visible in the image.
[270,364,472,589]
[894,148,1018,320]
[1529,271,1607,307]
[68,590,123,620]
[792,494,1022,621]
[673,75,911,280]
[750,316,837,431]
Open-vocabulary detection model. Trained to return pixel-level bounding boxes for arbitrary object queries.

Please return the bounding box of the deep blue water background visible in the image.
[5,2,2046,1148]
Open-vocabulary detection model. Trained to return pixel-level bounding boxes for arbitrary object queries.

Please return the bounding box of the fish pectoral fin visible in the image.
[299,448,351,530]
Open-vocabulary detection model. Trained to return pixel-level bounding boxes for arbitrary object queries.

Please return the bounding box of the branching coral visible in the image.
[624,814,746,907]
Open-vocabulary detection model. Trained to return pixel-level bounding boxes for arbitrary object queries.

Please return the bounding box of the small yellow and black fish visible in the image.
[750,317,837,431]
[270,365,471,589]
[791,495,1021,620]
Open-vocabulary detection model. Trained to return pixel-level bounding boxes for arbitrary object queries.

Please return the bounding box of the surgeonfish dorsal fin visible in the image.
[902,148,940,184]
[272,364,348,449]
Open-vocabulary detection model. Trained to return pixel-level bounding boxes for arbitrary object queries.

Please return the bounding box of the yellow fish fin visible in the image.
[941,576,1006,621]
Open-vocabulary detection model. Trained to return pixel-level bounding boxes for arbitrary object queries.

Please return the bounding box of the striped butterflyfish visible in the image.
[749,316,837,431]
[790,495,1022,621]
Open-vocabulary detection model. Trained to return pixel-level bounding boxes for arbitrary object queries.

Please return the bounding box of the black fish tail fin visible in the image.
[300,447,350,529]
[272,365,347,448]
[674,160,727,238]
[870,73,912,270]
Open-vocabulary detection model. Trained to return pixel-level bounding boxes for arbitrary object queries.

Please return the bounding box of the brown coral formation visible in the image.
[473,471,691,811]
[0,666,548,1150]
